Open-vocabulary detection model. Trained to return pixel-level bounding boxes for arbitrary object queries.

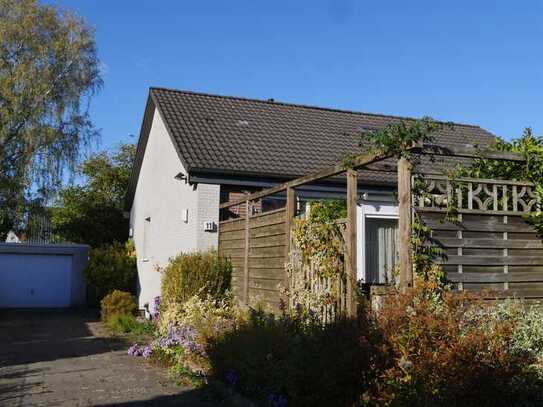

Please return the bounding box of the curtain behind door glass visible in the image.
[365,218,398,284]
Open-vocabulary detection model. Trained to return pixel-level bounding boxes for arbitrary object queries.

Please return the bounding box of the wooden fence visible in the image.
[217,145,534,315]
[218,207,287,311]
[416,175,543,298]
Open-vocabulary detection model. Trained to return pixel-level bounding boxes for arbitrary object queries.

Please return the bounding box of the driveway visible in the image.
[0,310,216,406]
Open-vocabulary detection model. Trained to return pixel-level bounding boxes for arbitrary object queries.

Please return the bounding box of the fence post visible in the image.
[284,187,296,309]
[398,157,413,291]
[285,187,296,258]
[346,169,358,317]
[243,200,251,304]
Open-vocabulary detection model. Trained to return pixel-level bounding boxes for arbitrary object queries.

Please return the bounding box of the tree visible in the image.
[0,0,101,238]
[466,127,543,184]
[465,128,543,235]
[51,143,135,247]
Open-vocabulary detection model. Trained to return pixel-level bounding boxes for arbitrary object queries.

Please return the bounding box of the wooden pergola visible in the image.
[218,145,525,316]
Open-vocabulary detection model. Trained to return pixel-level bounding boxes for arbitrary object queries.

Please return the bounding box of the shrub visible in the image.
[155,294,247,374]
[101,290,137,322]
[106,314,154,335]
[375,289,543,406]
[86,241,137,305]
[206,308,385,407]
[160,249,232,312]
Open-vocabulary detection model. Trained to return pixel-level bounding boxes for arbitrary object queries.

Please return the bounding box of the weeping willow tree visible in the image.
[0,0,102,239]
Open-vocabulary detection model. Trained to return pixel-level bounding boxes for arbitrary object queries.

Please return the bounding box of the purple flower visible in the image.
[127,344,142,357]
[151,296,161,319]
[225,369,239,387]
[155,324,206,356]
[142,345,153,358]
[267,393,288,407]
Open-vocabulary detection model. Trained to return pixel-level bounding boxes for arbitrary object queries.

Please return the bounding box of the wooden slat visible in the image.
[439,255,543,266]
[250,245,285,258]
[448,271,543,283]
[250,207,286,219]
[219,240,246,250]
[249,210,285,228]
[250,234,286,248]
[219,248,244,258]
[462,282,505,292]
[421,216,536,233]
[248,288,283,303]
[507,272,543,283]
[248,278,283,291]
[249,257,285,269]
[433,238,543,249]
[219,217,245,226]
[250,223,286,238]
[250,219,285,230]
[219,229,246,241]
[219,219,245,232]
[248,269,285,280]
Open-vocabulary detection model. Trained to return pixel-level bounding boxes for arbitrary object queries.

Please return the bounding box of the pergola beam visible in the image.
[417,144,525,162]
[219,150,389,209]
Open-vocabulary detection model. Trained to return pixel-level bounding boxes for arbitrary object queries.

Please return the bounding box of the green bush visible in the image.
[205,288,543,406]
[375,289,543,406]
[207,309,384,407]
[160,249,232,309]
[86,241,137,305]
[106,314,154,335]
[100,290,137,322]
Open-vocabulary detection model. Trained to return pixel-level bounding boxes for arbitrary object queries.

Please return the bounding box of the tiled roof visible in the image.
[126,87,497,207]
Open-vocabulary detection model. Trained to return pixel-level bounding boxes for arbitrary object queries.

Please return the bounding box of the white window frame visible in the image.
[357,201,399,282]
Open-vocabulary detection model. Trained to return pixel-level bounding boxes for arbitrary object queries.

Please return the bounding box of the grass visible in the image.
[105,314,155,343]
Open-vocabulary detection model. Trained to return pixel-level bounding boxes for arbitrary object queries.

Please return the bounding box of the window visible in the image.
[365,218,398,284]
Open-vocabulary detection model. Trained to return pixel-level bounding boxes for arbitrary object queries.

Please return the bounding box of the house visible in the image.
[126,87,496,310]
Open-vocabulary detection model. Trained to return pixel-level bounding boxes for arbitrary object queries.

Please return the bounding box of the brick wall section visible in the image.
[196,183,220,250]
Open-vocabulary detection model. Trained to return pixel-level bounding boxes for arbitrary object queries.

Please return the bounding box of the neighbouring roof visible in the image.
[126,87,498,208]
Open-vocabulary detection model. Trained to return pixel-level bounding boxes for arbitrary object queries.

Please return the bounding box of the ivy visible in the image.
[291,200,346,277]
[360,116,446,160]
[462,128,543,234]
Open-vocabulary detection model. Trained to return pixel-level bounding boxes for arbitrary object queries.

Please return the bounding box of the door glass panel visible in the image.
[365,218,399,284]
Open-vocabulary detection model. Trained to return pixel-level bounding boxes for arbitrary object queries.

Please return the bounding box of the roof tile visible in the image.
[149,87,497,182]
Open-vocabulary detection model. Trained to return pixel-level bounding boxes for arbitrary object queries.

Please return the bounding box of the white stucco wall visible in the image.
[130,109,219,309]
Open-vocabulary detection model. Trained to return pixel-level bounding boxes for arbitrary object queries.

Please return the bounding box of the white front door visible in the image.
[357,201,399,283]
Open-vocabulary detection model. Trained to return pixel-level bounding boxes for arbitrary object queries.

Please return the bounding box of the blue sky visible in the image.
[52,1,543,151]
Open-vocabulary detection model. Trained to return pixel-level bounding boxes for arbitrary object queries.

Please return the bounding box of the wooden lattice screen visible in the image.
[415,175,543,299]
[218,208,287,311]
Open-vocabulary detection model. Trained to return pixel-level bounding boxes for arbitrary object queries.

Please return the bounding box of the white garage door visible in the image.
[0,254,72,308]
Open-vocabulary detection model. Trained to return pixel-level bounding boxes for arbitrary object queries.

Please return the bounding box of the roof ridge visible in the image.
[149,86,484,129]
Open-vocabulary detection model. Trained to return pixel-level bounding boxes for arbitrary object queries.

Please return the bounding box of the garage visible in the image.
[0,243,89,308]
